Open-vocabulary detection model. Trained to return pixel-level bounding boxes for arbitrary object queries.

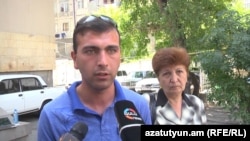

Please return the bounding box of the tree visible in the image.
[120,0,250,123]
[198,9,250,123]
[120,0,229,53]
[97,1,250,123]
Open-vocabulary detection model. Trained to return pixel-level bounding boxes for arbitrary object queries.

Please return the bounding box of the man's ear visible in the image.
[71,51,78,69]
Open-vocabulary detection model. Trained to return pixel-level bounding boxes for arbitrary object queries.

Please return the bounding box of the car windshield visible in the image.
[117,70,127,76]
[128,71,156,78]
[144,71,156,78]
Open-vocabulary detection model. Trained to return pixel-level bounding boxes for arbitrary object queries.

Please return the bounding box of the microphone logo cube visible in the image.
[124,108,143,121]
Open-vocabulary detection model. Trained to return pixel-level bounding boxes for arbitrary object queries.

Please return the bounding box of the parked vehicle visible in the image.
[0,74,66,115]
[120,70,155,91]
[135,77,160,94]
[115,70,128,86]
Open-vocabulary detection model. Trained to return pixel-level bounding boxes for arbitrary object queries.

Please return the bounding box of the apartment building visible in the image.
[0,0,56,86]
[54,0,121,58]
[0,0,120,86]
[54,0,121,40]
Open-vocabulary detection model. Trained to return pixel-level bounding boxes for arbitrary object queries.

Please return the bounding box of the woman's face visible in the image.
[158,64,188,96]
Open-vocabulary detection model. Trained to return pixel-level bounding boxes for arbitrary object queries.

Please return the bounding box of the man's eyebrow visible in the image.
[107,45,119,48]
[82,46,99,49]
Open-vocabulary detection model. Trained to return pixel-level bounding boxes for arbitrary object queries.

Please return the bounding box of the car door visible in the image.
[0,79,24,114]
[20,77,44,112]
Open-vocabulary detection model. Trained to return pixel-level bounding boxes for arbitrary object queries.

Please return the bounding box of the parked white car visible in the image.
[120,70,155,91]
[135,77,160,94]
[115,70,128,86]
[0,74,66,115]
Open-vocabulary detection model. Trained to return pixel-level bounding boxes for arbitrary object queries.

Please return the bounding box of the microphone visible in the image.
[59,122,88,141]
[114,100,144,141]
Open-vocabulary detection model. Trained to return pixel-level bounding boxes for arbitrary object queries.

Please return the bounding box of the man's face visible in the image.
[71,29,121,90]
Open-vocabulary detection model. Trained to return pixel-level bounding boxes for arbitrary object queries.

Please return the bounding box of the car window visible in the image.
[135,72,143,78]
[1,78,43,93]
[117,70,127,76]
[20,78,43,91]
[3,79,21,93]
[0,82,7,94]
[128,70,155,79]
[145,71,156,78]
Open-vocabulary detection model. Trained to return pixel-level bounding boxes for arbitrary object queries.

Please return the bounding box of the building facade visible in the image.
[0,0,120,86]
[0,0,56,86]
[54,0,121,40]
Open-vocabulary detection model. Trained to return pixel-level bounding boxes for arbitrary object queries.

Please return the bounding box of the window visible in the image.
[117,70,127,77]
[63,23,69,31]
[1,78,43,93]
[104,0,114,4]
[3,79,21,93]
[20,78,42,91]
[60,2,68,12]
[0,82,6,94]
[77,0,84,9]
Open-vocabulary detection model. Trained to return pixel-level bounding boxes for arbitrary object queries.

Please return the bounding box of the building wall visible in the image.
[0,0,56,86]
[54,0,121,39]
[0,32,56,72]
[0,0,55,36]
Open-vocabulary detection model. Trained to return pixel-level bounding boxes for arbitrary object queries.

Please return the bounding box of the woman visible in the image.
[151,47,207,125]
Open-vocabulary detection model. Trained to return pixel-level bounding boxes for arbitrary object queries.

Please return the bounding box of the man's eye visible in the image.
[84,49,96,55]
[107,48,117,54]
[106,47,118,54]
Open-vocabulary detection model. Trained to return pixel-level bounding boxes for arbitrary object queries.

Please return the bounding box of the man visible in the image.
[37,15,152,141]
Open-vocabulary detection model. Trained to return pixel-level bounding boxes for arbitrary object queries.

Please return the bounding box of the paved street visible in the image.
[205,103,241,125]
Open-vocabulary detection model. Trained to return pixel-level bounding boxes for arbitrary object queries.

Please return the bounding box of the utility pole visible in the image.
[73,0,76,26]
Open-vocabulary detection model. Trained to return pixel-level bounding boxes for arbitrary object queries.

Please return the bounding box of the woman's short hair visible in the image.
[152,47,190,76]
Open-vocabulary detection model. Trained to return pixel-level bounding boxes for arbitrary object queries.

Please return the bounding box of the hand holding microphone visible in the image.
[59,122,88,141]
[114,100,145,141]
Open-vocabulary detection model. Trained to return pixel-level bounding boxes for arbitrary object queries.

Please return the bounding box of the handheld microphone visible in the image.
[114,100,144,141]
[59,122,88,141]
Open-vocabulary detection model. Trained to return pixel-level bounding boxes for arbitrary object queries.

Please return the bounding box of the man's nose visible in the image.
[97,51,108,66]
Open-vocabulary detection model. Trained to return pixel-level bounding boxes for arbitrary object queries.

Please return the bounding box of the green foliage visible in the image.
[121,0,229,53]
[97,0,250,123]
[198,10,250,123]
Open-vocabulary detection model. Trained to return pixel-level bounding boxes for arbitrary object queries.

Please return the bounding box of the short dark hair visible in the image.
[72,15,120,52]
[152,47,190,76]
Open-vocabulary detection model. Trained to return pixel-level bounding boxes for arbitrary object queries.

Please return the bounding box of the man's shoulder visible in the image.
[121,87,149,105]
[44,91,70,109]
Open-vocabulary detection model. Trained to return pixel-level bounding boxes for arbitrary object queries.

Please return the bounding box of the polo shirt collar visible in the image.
[67,80,126,111]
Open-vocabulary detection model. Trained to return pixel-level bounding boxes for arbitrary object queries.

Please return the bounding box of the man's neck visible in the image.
[76,83,116,115]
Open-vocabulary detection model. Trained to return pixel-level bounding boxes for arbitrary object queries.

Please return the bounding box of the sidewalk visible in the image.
[205,103,241,125]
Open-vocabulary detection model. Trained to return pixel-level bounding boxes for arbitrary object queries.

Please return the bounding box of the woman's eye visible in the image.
[177,70,183,74]
[163,72,171,76]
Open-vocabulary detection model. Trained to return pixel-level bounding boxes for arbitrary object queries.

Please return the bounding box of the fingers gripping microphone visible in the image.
[114,100,144,141]
[59,122,88,141]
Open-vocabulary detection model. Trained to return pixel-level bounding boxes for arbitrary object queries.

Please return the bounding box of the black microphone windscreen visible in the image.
[114,100,144,141]
[69,122,88,140]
